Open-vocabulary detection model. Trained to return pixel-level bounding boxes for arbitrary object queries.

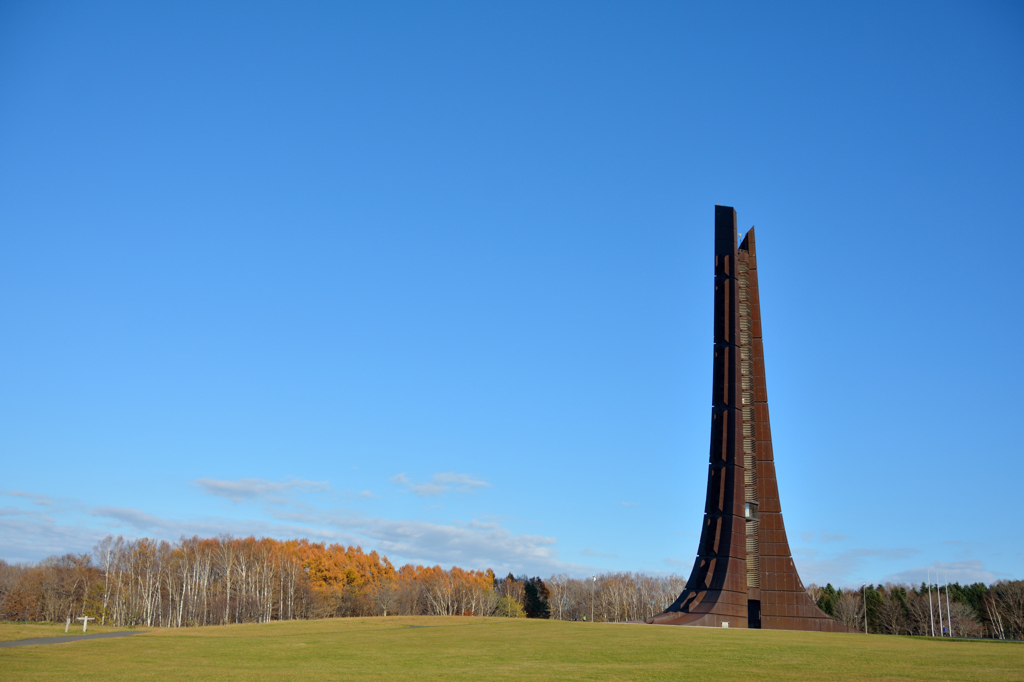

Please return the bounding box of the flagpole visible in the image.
[937,571,945,636]
[927,569,935,637]
[945,573,954,638]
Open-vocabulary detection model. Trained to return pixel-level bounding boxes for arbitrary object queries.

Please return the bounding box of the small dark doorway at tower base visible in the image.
[748,600,761,629]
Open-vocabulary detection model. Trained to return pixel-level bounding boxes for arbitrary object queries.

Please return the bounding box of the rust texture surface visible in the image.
[647,206,850,633]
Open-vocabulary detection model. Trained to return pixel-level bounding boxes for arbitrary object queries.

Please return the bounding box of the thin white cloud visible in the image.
[259,505,591,576]
[191,477,329,503]
[0,490,52,506]
[884,560,997,586]
[581,548,617,558]
[0,506,53,522]
[391,472,491,497]
[3,483,595,577]
[276,508,539,563]
[78,502,585,577]
[87,506,358,547]
[90,506,173,532]
[0,516,105,564]
[795,547,921,586]
[801,530,847,543]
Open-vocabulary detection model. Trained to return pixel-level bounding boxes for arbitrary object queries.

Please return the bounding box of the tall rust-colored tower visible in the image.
[648,206,849,632]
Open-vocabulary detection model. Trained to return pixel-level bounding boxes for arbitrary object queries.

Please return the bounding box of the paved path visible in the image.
[0,631,144,648]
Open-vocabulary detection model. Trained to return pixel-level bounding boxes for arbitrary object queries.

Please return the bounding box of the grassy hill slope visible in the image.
[2,616,1021,680]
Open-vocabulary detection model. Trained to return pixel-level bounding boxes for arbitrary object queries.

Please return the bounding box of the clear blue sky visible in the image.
[2,1,1022,588]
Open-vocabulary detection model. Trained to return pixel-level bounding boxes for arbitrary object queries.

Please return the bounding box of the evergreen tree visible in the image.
[521,575,551,619]
[816,583,838,616]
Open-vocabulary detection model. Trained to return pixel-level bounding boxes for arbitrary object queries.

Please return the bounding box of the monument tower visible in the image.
[648,206,849,631]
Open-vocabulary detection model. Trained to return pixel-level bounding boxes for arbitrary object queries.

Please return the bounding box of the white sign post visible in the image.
[76,616,95,633]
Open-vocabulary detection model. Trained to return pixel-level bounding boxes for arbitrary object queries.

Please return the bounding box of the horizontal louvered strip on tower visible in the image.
[746,521,760,587]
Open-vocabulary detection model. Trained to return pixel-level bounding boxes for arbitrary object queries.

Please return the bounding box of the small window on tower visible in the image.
[744,503,759,519]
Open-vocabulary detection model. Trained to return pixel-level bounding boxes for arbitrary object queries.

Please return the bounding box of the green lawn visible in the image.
[0,622,144,642]
[1,617,1021,680]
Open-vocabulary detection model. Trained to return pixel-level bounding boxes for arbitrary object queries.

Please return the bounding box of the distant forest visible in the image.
[807,581,1023,639]
[1,534,1021,639]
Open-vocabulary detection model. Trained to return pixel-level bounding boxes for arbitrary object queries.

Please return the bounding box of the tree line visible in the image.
[808,581,1024,639]
[0,536,497,627]
[0,535,686,627]
[0,533,1020,639]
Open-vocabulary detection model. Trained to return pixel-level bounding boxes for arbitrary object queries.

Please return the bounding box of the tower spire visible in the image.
[647,206,849,632]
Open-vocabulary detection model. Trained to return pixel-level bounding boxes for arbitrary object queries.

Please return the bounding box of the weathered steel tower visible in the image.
[648,206,849,632]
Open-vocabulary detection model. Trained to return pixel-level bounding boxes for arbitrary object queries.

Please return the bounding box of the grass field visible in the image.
[1,617,1022,680]
[0,622,141,642]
